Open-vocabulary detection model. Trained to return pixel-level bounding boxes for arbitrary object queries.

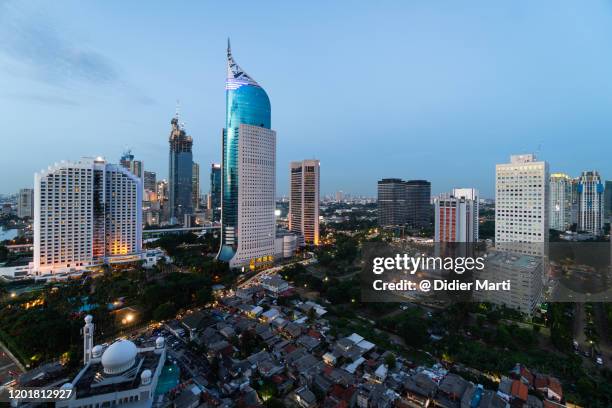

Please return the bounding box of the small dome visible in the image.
[91,345,103,358]
[101,340,137,374]
[84,315,93,324]
[155,336,165,348]
[140,369,152,385]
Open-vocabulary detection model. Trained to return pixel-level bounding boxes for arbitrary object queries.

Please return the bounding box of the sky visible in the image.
[1,1,612,198]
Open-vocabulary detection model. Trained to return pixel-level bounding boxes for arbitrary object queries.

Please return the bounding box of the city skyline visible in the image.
[2,1,612,197]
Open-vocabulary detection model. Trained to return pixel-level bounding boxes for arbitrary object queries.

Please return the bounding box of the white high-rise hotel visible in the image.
[495,154,549,255]
[34,157,142,275]
[289,160,320,245]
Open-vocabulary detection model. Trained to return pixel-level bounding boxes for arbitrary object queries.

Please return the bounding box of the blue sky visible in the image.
[1,0,612,198]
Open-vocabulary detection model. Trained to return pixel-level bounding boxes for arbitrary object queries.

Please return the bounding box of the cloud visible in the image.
[0,1,155,105]
[0,2,118,85]
[5,92,80,107]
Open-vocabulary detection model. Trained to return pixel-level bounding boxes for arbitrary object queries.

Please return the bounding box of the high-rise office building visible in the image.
[33,157,142,275]
[577,171,604,236]
[405,180,431,229]
[377,178,407,227]
[119,150,143,179]
[209,163,222,220]
[495,154,549,255]
[192,162,200,211]
[17,188,34,219]
[143,171,156,193]
[168,115,193,224]
[435,189,478,242]
[218,41,276,269]
[335,191,344,203]
[549,173,572,232]
[289,160,320,245]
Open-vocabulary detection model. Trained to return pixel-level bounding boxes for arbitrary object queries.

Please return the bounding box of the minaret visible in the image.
[83,315,94,365]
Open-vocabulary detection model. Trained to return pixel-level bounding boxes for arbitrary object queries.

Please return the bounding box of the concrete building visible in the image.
[577,170,605,236]
[17,188,34,219]
[495,154,549,256]
[57,316,166,408]
[275,229,298,259]
[33,157,142,275]
[168,115,193,225]
[289,160,320,245]
[474,251,543,315]
[218,41,276,269]
[549,173,573,232]
[605,180,612,220]
[434,191,478,243]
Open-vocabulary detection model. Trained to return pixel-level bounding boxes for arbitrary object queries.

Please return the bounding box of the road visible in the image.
[237,257,317,289]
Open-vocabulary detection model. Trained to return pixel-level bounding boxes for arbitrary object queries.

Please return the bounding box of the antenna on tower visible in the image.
[175,99,181,121]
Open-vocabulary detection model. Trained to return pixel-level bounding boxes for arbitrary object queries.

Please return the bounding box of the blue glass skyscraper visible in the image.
[218,40,274,265]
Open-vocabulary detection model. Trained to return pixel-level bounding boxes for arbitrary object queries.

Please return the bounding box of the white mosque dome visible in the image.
[101,340,137,374]
[91,345,104,358]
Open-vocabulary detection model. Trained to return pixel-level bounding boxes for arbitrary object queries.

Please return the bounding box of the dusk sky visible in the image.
[1,0,612,198]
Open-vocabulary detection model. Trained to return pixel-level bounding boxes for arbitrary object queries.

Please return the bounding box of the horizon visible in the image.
[2,1,612,197]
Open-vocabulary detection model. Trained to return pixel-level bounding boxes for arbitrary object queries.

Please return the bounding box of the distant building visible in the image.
[17,188,33,219]
[434,191,478,242]
[34,157,142,275]
[192,161,200,211]
[143,171,156,193]
[495,154,548,255]
[549,173,572,231]
[605,180,612,220]
[405,180,431,229]
[168,115,193,224]
[452,188,479,241]
[577,171,604,236]
[335,191,344,202]
[377,178,407,227]
[218,42,276,269]
[119,150,143,179]
[289,160,320,245]
[209,163,222,220]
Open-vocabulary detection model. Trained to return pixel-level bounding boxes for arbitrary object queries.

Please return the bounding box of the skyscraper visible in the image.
[289,160,320,245]
[34,157,142,275]
[192,161,200,211]
[17,188,34,219]
[377,178,407,227]
[495,154,549,255]
[143,171,157,193]
[218,41,276,269]
[119,150,143,179]
[168,115,193,224]
[577,171,604,236]
[549,173,572,231]
[435,189,479,242]
[453,188,479,241]
[405,180,431,229]
[209,163,222,220]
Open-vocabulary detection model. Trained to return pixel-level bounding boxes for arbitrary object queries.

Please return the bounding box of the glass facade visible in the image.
[219,45,271,261]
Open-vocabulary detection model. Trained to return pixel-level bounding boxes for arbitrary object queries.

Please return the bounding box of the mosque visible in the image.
[56,315,167,408]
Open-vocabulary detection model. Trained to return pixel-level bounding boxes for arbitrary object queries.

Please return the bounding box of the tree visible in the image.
[153,302,177,321]
[384,353,397,369]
